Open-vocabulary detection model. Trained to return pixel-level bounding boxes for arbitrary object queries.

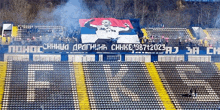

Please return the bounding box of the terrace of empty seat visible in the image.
[154,62,220,109]
[2,61,79,110]
[205,28,220,39]
[144,28,193,46]
[204,28,220,46]
[145,28,191,39]
[83,62,165,109]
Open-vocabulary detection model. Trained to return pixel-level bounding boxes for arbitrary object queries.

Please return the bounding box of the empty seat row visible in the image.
[154,62,220,109]
[83,62,164,109]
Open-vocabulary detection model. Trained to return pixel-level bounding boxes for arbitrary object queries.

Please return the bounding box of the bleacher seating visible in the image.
[145,28,191,39]
[2,61,79,109]
[204,28,220,47]
[17,25,65,37]
[12,25,66,45]
[154,62,220,109]
[144,28,194,46]
[83,62,164,109]
[1,61,220,109]
[205,28,220,39]
[12,25,78,45]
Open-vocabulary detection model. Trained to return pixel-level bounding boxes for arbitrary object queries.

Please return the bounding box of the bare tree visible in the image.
[0,0,219,28]
[0,0,31,24]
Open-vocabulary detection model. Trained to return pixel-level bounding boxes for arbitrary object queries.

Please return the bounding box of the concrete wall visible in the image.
[68,54,95,62]
[188,55,211,62]
[33,54,61,61]
[4,54,29,61]
[125,55,151,62]
[158,55,184,62]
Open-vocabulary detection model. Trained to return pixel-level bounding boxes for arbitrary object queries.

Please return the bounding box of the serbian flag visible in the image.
[79,18,140,43]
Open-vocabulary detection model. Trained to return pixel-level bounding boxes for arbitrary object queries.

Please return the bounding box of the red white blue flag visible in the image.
[79,18,140,43]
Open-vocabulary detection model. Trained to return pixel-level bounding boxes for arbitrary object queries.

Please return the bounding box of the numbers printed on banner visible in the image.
[145,44,165,51]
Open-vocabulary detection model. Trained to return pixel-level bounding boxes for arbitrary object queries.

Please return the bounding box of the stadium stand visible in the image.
[1,37,10,45]
[187,28,220,47]
[204,28,220,46]
[203,29,212,40]
[186,29,196,40]
[7,25,78,45]
[154,62,220,109]
[17,25,65,37]
[83,62,165,109]
[2,18,220,109]
[2,61,79,109]
[0,61,220,109]
[141,28,196,46]
[145,62,175,109]
[214,62,220,71]
[205,28,220,39]
[0,62,7,109]
[144,28,191,39]
[73,62,90,110]
[15,25,65,45]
